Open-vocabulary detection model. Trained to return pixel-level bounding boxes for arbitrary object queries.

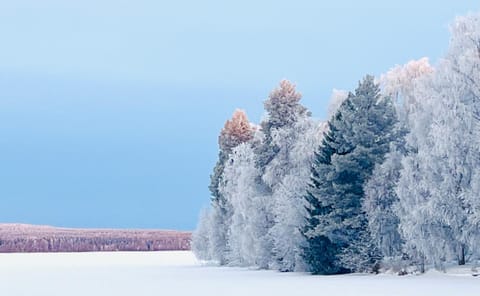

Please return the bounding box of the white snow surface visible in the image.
[0,251,478,296]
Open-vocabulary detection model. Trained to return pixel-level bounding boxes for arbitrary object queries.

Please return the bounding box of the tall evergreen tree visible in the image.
[254,80,312,269]
[256,80,310,171]
[303,76,398,274]
[193,109,254,264]
[210,109,255,205]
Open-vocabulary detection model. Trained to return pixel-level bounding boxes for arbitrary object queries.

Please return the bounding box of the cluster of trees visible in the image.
[0,224,191,252]
[193,12,480,274]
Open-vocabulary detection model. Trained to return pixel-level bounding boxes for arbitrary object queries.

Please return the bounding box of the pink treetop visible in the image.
[219,109,254,153]
[380,57,434,109]
[264,80,308,129]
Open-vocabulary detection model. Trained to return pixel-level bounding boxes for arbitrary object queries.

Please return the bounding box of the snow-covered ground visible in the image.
[0,251,478,296]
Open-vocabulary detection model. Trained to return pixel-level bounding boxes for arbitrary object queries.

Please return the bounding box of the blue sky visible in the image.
[0,1,478,230]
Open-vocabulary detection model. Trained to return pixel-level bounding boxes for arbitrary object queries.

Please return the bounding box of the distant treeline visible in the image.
[0,224,191,253]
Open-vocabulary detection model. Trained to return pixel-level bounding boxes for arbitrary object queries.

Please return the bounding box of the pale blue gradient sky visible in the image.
[0,1,477,230]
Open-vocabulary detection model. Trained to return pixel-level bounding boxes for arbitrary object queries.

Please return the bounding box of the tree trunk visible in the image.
[420,255,425,273]
[458,244,466,266]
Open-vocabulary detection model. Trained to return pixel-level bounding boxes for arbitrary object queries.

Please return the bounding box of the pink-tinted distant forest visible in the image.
[0,224,191,253]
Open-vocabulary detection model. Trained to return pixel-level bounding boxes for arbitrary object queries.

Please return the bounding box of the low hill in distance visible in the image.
[0,223,191,253]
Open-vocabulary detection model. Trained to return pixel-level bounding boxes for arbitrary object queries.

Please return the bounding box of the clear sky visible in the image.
[0,1,478,230]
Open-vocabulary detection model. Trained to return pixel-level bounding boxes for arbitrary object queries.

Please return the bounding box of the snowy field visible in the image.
[0,251,478,296]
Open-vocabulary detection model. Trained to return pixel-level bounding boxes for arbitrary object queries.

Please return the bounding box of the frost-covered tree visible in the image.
[444,12,480,264]
[396,13,480,269]
[268,118,324,271]
[253,80,313,270]
[256,80,310,170]
[210,109,255,204]
[303,76,398,274]
[192,208,214,260]
[193,110,254,264]
[362,58,434,271]
[221,143,271,267]
[363,147,404,261]
[380,57,434,120]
